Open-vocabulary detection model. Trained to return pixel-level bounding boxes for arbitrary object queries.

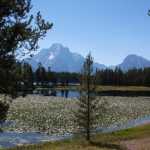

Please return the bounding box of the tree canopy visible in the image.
[0,0,53,96]
[0,0,53,57]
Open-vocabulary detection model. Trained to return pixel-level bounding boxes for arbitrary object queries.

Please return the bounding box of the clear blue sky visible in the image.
[32,0,150,66]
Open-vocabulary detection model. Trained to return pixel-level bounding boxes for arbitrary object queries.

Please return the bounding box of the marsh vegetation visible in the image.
[3,95,150,135]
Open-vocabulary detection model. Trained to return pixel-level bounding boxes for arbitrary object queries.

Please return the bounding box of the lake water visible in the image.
[31,89,150,98]
[0,132,72,149]
[1,115,150,149]
[33,89,80,98]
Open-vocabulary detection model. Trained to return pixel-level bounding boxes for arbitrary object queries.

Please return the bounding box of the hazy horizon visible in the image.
[32,0,150,66]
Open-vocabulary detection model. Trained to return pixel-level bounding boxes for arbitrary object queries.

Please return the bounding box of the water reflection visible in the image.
[33,89,80,98]
[61,90,64,97]
[65,90,68,98]
[57,90,79,98]
[23,89,150,98]
[60,90,69,98]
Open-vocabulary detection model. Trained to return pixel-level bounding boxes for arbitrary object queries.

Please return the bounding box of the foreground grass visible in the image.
[7,124,150,150]
[37,85,150,92]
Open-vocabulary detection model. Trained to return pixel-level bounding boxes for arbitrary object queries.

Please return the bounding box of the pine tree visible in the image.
[0,0,52,97]
[0,0,52,122]
[35,63,46,86]
[76,53,99,141]
[20,63,33,96]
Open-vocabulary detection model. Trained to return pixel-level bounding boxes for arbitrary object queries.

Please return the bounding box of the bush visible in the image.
[0,101,9,122]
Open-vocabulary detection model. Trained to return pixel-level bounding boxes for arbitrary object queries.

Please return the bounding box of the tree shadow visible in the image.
[90,141,126,150]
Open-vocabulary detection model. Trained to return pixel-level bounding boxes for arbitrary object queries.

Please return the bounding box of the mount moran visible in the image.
[18,43,150,72]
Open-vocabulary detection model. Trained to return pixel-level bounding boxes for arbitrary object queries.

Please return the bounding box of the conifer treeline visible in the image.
[96,67,150,86]
[15,62,150,87]
[15,62,80,88]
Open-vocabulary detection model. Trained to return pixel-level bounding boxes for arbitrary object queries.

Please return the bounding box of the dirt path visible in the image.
[122,138,150,150]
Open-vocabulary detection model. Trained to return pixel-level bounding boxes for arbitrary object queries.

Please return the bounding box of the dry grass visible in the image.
[96,85,150,92]
[36,85,150,92]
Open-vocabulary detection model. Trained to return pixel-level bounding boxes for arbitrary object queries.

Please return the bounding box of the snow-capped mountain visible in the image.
[118,54,150,71]
[24,43,106,72]
[18,43,150,72]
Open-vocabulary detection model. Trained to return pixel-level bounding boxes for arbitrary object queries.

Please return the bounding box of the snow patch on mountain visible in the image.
[23,43,106,72]
[17,43,150,72]
[48,52,54,60]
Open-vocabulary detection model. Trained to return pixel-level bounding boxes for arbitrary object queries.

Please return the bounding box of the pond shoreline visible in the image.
[1,115,150,149]
[1,95,150,148]
[34,89,150,97]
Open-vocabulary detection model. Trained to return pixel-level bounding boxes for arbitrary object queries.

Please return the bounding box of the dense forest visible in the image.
[11,62,150,92]
[96,67,150,86]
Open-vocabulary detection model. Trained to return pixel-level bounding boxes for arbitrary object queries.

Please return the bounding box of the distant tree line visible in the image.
[12,61,150,94]
[13,62,80,93]
[34,63,80,86]
[13,62,150,93]
[96,67,150,86]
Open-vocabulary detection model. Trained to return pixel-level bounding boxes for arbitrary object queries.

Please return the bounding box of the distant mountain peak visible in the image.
[24,43,106,72]
[50,43,62,52]
[19,44,150,72]
[126,54,139,57]
[118,54,150,71]
[123,54,146,61]
[48,43,70,56]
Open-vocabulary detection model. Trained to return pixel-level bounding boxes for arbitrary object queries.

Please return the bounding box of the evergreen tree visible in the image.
[35,63,46,85]
[76,53,99,141]
[0,0,52,122]
[20,63,33,95]
[0,0,52,96]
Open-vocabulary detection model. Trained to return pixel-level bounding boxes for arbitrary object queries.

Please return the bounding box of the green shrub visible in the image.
[0,101,9,122]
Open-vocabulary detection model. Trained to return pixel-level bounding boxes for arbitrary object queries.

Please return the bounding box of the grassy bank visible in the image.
[6,124,150,150]
[36,85,150,92]
[96,85,150,92]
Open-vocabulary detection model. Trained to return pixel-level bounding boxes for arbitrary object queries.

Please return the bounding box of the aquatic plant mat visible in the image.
[4,95,150,135]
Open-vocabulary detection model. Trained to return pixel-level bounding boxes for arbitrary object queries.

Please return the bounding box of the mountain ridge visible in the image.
[24,43,106,72]
[118,54,150,71]
[20,43,150,72]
